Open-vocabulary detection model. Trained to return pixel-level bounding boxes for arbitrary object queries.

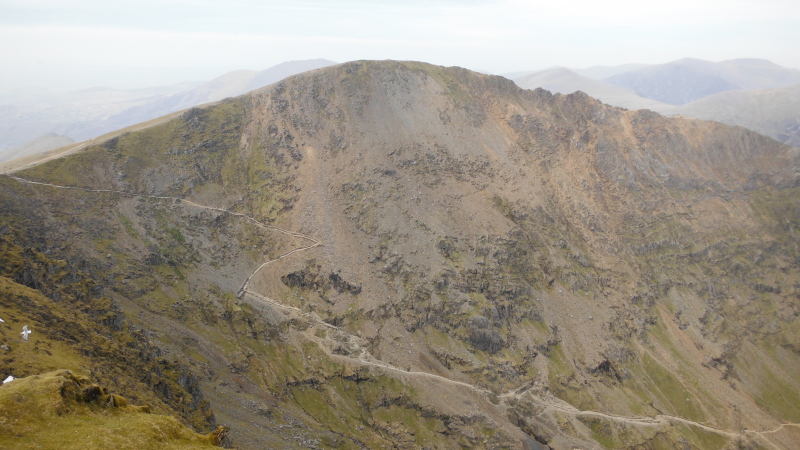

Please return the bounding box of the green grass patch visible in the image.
[0,371,220,450]
[674,422,731,449]
[746,351,800,422]
[640,353,705,422]
[546,345,599,410]
[581,417,617,449]
[116,212,141,239]
[167,227,186,244]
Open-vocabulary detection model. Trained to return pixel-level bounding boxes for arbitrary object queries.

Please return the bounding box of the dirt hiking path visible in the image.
[8,174,799,447]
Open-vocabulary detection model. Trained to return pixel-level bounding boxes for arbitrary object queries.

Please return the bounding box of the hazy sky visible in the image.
[2,0,799,92]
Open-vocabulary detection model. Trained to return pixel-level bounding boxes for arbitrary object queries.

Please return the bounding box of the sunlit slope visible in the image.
[0,370,226,449]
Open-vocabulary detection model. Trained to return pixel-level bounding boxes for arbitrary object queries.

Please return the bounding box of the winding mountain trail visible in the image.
[755,423,800,436]
[502,377,800,443]
[6,174,799,447]
[500,385,743,435]
[531,392,738,436]
[241,287,493,395]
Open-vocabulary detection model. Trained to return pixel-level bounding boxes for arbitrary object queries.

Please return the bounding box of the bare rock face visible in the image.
[2,60,799,449]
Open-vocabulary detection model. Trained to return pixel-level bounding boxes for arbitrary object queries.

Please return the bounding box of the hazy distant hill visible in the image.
[674,83,800,147]
[73,59,338,142]
[0,59,337,163]
[605,58,800,105]
[0,82,198,151]
[0,133,74,163]
[503,64,650,82]
[513,68,669,111]
[713,58,800,90]
[129,59,338,115]
[513,62,800,148]
[572,63,651,79]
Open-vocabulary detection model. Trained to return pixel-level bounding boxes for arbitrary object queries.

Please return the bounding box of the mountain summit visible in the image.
[2,60,799,449]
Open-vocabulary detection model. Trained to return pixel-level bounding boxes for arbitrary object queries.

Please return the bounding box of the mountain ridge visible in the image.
[605,58,800,105]
[2,60,799,449]
[512,63,800,148]
[0,59,337,163]
[513,67,670,111]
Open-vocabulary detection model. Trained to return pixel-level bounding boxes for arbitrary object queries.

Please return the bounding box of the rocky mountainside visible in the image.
[1,60,799,449]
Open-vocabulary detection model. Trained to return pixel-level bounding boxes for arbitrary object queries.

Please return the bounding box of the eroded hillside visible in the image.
[2,60,799,449]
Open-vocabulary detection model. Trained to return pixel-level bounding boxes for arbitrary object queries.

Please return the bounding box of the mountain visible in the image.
[0,85,189,153]
[0,60,336,163]
[0,133,75,163]
[503,64,651,82]
[673,83,800,147]
[513,67,670,111]
[605,58,800,105]
[502,70,543,79]
[1,61,799,449]
[712,58,800,90]
[95,59,337,139]
[512,66,800,148]
[572,63,651,80]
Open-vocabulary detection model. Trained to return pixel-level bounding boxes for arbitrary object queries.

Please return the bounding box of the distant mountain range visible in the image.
[675,84,800,147]
[0,133,74,163]
[514,68,667,111]
[98,59,337,136]
[3,57,799,164]
[502,63,650,81]
[513,58,800,147]
[604,58,800,105]
[0,83,189,155]
[0,59,336,162]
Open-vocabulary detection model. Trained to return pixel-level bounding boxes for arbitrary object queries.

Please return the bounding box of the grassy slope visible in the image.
[0,370,224,449]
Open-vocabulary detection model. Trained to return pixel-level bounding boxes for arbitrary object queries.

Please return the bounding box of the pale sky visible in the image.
[1,0,799,92]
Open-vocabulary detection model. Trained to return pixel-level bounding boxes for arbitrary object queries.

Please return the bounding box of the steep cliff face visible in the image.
[2,61,799,448]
